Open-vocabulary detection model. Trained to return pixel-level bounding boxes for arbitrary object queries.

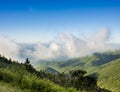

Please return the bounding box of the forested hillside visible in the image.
[36,50,120,92]
[0,55,109,92]
[0,56,79,92]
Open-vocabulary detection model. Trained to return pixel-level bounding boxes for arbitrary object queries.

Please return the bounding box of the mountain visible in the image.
[0,55,80,92]
[0,81,24,92]
[97,58,120,92]
[36,50,120,92]
[1,55,109,92]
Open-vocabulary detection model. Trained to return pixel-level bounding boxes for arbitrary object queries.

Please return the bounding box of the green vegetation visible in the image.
[0,55,107,92]
[1,50,120,92]
[0,81,24,92]
[36,50,120,92]
[0,56,79,92]
[97,58,120,92]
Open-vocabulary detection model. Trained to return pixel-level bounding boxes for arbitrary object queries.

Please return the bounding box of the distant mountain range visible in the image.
[35,50,120,92]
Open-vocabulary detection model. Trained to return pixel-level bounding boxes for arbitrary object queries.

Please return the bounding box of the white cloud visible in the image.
[0,36,20,60]
[94,28,110,42]
[87,28,112,52]
[0,29,115,62]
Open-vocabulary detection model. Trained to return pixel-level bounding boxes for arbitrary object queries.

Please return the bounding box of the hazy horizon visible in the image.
[0,0,120,61]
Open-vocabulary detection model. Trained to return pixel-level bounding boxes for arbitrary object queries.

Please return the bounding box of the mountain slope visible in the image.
[36,50,120,92]
[97,58,120,92]
[0,81,24,92]
[0,56,80,92]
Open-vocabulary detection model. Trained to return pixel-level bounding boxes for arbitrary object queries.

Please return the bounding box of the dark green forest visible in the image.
[0,54,111,92]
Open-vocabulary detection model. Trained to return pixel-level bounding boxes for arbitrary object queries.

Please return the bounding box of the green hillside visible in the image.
[97,58,120,92]
[0,56,80,92]
[36,50,120,92]
[1,55,108,92]
[0,81,24,92]
[1,50,120,92]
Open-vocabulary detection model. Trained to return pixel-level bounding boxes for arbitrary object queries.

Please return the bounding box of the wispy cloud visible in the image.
[0,29,116,62]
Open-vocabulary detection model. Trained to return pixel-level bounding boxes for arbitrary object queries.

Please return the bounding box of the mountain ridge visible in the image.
[35,50,120,91]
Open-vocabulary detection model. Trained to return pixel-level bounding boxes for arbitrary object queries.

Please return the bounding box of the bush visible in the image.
[0,68,21,83]
[21,76,32,89]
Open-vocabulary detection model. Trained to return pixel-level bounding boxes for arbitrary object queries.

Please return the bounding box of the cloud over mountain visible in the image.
[0,36,20,60]
[0,29,115,62]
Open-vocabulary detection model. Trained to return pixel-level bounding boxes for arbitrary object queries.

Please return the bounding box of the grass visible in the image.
[0,81,24,92]
[36,51,120,92]
[97,58,120,92]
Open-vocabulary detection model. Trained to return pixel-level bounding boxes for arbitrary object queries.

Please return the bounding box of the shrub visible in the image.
[21,76,32,89]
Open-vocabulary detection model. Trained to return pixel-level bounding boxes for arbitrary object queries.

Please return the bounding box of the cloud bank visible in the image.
[0,29,115,62]
[0,36,20,60]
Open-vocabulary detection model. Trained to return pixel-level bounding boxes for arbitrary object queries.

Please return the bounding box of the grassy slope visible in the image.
[36,51,120,91]
[97,58,120,92]
[0,57,79,92]
[0,81,24,92]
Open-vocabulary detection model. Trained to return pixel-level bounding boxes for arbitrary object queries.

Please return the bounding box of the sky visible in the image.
[0,0,120,43]
[0,0,120,61]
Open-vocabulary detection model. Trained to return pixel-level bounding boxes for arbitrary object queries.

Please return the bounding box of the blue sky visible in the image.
[0,0,120,43]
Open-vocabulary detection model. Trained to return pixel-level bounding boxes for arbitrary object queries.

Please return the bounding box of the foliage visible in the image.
[0,56,79,92]
[1,51,119,92]
[36,50,120,92]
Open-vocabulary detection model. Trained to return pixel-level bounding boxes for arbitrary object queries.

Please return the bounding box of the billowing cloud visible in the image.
[0,36,20,60]
[0,29,115,62]
[87,28,112,52]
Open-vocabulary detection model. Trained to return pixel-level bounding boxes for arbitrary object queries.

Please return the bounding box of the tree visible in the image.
[25,58,30,65]
[69,70,98,91]
[70,70,87,78]
[24,58,37,74]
